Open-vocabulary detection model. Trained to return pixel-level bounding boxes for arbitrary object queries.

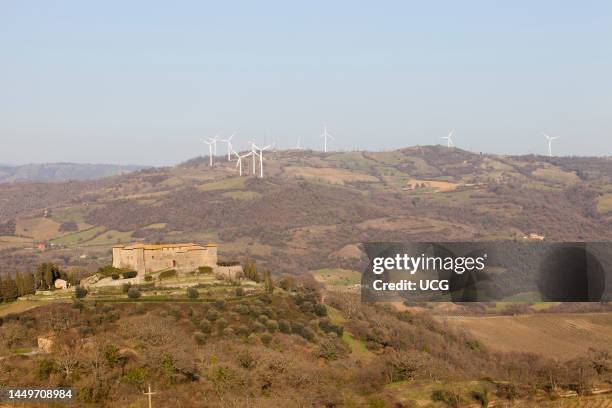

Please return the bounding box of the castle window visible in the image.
[172,260,176,267]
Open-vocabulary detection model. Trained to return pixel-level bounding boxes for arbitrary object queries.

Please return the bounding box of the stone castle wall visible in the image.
[112,244,218,279]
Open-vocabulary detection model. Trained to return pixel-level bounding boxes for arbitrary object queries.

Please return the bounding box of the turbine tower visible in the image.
[249,141,259,174]
[202,139,214,166]
[252,143,272,178]
[320,125,334,153]
[210,135,219,156]
[296,136,302,150]
[543,133,559,157]
[234,150,252,176]
[442,129,454,147]
[221,134,234,161]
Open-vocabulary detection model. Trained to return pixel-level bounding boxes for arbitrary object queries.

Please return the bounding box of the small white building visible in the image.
[54,279,69,290]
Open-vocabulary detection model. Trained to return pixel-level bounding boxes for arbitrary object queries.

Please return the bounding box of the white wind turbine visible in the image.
[542,133,559,157]
[442,129,455,147]
[296,136,302,150]
[252,143,272,178]
[234,150,252,176]
[221,133,234,161]
[202,138,214,166]
[320,125,334,152]
[248,141,259,174]
[210,135,219,156]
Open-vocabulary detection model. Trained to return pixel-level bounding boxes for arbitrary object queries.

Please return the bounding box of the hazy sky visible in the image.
[1,1,611,165]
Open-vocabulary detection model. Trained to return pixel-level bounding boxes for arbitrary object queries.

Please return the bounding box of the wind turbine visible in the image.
[221,133,234,161]
[234,150,252,176]
[202,139,214,166]
[252,143,272,178]
[320,125,334,153]
[442,129,454,147]
[296,136,302,150]
[248,141,259,174]
[542,133,559,157]
[210,135,219,156]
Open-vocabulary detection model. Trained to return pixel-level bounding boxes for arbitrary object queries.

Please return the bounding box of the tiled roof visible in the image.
[113,243,216,251]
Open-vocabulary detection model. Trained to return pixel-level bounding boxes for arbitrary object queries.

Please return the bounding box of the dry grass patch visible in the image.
[596,193,612,214]
[197,177,247,191]
[406,179,460,192]
[15,217,61,241]
[532,166,580,185]
[438,313,612,359]
[283,166,379,185]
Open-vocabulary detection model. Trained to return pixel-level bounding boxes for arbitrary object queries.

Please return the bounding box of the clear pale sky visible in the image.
[1,1,611,165]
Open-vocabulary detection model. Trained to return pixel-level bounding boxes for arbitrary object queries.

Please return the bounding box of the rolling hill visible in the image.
[0,146,610,277]
[0,162,146,183]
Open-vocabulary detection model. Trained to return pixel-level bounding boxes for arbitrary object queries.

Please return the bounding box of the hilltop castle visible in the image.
[112,243,217,278]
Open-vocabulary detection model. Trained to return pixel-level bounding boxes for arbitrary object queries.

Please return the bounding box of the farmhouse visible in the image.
[112,243,217,278]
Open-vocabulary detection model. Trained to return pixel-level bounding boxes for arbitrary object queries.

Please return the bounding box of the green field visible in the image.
[312,268,361,287]
[50,226,106,246]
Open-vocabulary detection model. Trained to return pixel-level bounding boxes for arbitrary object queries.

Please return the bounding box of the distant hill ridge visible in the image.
[0,162,147,183]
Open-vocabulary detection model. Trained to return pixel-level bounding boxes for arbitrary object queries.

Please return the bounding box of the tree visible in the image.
[186,287,199,299]
[263,270,275,294]
[127,288,141,299]
[1,275,19,302]
[75,286,88,298]
[243,260,260,282]
[21,272,35,296]
[35,263,61,290]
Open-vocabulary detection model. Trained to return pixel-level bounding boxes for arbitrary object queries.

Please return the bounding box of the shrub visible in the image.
[200,319,212,334]
[122,271,137,279]
[127,288,141,299]
[158,269,177,280]
[235,325,250,336]
[217,261,240,267]
[96,265,122,277]
[266,320,279,333]
[206,309,219,321]
[235,304,249,315]
[194,332,206,345]
[222,327,234,337]
[111,273,120,280]
[316,338,343,361]
[257,314,269,324]
[144,275,153,282]
[235,287,245,297]
[471,389,490,408]
[37,359,55,380]
[313,303,327,316]
[432,390,464,408]
[122,283,132,293]
[278,320,291,334]
[237,350,256,369]
[59,221,78,232]
[214,299,227,310]
[291,321,304,334]
[300,301,314,313]
[198,266,213,274]
[319,319,343,336]
[251,321,265,333]
[186,287,199,299]
[300,327,315,342]
[216,318,228,331]
[260,333,272,345]
[74,286,88,298]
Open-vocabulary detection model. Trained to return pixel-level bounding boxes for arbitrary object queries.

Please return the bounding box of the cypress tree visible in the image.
[1,275,19,302]
[22,272,36,295]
